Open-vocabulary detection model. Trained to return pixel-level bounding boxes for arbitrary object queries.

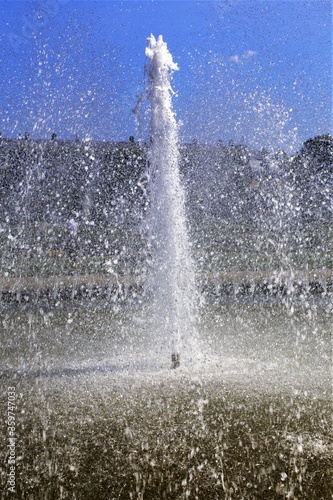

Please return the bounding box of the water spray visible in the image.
[144,35,198,369]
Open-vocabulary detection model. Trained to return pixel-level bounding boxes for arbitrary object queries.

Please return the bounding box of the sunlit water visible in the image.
[0,35,332,498]
[1,297,331,383]
[140,35,199,365]
[0,298,331,498]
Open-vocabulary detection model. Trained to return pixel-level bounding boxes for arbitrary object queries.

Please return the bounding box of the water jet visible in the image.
[142,34,199,369]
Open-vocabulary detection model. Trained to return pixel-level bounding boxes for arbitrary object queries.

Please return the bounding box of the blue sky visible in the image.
[0,0,332,152]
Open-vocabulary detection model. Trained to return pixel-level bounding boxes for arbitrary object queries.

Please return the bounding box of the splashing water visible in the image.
[143,35,199,367]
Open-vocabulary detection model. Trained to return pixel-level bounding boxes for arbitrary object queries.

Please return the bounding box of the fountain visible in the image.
[0,33,332,499]
[142,34,199,369]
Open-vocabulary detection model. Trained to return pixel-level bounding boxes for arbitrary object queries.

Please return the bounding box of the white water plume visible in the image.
[143,35,199,366]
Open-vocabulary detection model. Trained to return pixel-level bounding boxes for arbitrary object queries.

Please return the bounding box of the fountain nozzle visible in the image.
[171,353,180,369]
